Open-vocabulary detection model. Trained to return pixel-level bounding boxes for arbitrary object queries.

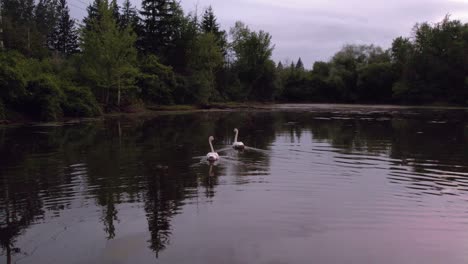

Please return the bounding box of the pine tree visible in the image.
[201,6,216,33]
[83,0,103,31]
[119,0,139,30]
[277,61,284,70]
[295,57,304,70]
[53,0,78,56]
[139,0,181,56]
[201,6,227,55]
[110,0,120,25]
[35,0,58,50]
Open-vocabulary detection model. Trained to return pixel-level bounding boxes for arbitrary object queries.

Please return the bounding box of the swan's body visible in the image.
[206,136,219,162]
[232,128,245,150]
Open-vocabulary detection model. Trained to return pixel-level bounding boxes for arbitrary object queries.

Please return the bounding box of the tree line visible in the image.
[0,0,467,121]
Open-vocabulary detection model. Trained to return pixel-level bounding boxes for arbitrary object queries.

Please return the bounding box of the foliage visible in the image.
[201,6,227,56]
[0,51,28,105]
[62,85,101,117]
[2,3,468,121]
[80,0,139,108]
[139,0,182,58]
[138,55,176,105]
[26,74,64,121]
[188,33,224,104]
[52,0,79,56]
[120,0,139,31]
[0,99,4,120]
[230,21,278,100]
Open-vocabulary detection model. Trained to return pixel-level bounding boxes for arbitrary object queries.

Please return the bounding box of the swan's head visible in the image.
[209,136,214,142]
[234,128,238,133]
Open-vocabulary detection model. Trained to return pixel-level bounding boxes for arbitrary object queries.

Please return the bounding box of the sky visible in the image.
[70,0,468,68]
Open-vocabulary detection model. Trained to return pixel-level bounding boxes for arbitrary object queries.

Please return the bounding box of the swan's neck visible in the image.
[209,139,215,153]
[234,130,239,143]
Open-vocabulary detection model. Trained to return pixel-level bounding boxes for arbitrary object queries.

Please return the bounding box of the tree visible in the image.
[277,61,284,71]
[138,55,177,105]
[188,33,223,104]
[201,6,227,55]
[110,0,120,24]
[52,0,78,56]
[119,0,139,30]
[139,0,182,57]
[328,44,390,102]
[2,0,42,56]
[81,0,138,108]
[356,62,395,102]
[230,21,277,100]
[295,58,304,70]
[312,61,330,77]
[82,0,103,31]
[35,0,58,50]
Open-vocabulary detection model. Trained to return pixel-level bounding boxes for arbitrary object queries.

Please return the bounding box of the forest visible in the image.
[1,0,468,121]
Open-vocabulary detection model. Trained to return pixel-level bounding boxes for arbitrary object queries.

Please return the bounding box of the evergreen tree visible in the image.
[139,0,181,57]
[53,0,78,56]
[201,6,227,55]
[110,0,120,25]
[167,12,199,74]
[277,61,284,70]
[119,0,139,30]
[35,0,58,50]
[295,58,304,70]
[83,0,103,31]
[201,6,217,33]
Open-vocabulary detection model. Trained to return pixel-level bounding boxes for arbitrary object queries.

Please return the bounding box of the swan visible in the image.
[232,128,245,150]
[206,136,219,162]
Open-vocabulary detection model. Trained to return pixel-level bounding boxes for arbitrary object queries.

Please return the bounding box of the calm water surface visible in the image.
[2,105,468,264]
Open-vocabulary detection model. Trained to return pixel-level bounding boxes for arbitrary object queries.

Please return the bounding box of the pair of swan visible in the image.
[206,128,245,162]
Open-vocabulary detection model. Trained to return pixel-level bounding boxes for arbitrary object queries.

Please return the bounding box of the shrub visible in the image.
[138,55,176,105]
[0,51,28,105]
[26,75,64,121]
[62,85,102,118]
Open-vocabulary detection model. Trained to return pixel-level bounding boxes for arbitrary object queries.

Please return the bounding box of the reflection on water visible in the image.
[2,107,468,263]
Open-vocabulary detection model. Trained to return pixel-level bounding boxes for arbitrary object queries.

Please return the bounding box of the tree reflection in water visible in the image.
[2,108,468,262]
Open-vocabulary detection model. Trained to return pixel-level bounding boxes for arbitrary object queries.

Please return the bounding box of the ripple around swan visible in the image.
[3,110,468,264]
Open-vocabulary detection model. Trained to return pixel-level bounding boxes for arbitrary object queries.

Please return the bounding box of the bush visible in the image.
[26,75,64,121]
[62,85,102,118]
[0,51,28,105]
[138,55,176,105]
[0,100,5,120]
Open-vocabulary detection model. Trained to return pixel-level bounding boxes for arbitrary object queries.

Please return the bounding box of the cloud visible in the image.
[72,0,468,67]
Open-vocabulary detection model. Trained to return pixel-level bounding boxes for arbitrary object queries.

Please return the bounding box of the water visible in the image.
[2,105,468,264]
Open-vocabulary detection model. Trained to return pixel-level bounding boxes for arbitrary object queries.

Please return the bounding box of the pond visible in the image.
[2,105,468,264]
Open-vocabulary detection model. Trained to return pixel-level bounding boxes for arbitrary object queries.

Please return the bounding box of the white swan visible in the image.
[206,136,219,162]
[232,128,245,150]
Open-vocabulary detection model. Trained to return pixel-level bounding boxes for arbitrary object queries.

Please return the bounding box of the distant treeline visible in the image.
[0,0,467,121]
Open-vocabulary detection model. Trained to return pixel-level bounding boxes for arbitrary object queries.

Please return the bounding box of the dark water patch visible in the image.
[2,108,468,263]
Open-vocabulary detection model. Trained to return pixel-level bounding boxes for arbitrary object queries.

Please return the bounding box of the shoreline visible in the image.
[2,102,468,126]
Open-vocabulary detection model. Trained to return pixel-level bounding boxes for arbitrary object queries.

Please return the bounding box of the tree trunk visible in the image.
[117,76,121,109]
[27,28,30,52]
[6,244,11,264]
[105,88,110,106]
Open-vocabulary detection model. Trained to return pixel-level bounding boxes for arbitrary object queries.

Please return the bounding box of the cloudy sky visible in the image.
[70,0,468,68]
